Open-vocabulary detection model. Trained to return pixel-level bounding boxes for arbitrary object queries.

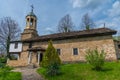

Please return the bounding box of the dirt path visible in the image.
[13,68,44,80]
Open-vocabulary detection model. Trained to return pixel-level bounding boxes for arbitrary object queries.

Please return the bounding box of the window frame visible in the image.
[29,43,32,48]
[14,42,18,49]
[56,48,61,55]
[73,48,79,55]
[10,53,20,60]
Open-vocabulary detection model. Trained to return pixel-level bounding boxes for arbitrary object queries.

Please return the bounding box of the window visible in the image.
[57,49,61,55]
[27,18,29,22]
[10,54,20,60]
[30,18,33,26]
[14,43,18,49]
[118,45,120,49]
[29,43,32,48]
[73,48,78,55]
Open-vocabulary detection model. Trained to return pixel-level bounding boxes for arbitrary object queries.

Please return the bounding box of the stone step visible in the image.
[27,64,38,69]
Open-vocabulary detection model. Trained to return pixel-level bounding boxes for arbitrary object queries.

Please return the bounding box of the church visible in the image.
[7,8,117,67]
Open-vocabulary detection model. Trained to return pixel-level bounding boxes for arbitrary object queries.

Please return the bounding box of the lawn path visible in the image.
[13,67,44,80]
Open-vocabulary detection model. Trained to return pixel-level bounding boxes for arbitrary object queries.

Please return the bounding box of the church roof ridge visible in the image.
[21,27,116,42]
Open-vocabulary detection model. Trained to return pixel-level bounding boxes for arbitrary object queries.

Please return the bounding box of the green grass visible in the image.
[0,70,22,80]
[37,62,120,80]
[0,72,21,80]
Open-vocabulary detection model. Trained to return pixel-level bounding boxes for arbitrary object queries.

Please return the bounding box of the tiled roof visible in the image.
[22,28,116,42]
[27,47,45,51]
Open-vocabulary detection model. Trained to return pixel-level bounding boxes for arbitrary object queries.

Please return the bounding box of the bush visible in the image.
[46,62,60,76]
[41,40,61,68]
[0,63,5,68]
[85,48,106,71]
[0,57,7,63]
[0,57,7,68]
[41,40,61,76]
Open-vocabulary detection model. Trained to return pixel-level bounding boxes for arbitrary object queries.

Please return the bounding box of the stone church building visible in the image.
[8,9,117,67]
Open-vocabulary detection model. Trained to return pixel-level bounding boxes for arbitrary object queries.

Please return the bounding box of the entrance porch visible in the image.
[27,47,45,67]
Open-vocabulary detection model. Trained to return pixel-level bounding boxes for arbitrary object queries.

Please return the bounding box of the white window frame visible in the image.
[14,42,18,49]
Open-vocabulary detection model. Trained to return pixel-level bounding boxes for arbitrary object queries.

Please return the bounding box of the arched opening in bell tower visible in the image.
[30,18,33,26]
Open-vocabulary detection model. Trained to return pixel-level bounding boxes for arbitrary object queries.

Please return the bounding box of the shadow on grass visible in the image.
[101,68,113,72]
[45,71,64,77]
[92,67,113,72]
[45,72,85,80]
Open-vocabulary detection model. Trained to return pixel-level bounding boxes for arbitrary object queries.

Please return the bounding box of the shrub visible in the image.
[0,57,7,63]
[46,62,60,76]
[41,40,61,68]
[0,57,7,68]
[0,63,5,68]
[85,48,106,71]
[41,40,61,76]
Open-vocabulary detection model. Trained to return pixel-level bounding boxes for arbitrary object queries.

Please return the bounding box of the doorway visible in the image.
[40,53,43,62]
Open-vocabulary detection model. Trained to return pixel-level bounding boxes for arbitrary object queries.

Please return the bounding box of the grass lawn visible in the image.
[0,70,22,80]
[37,62,120,80]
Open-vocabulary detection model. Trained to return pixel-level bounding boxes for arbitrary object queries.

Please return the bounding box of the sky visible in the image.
[0,0,120,35]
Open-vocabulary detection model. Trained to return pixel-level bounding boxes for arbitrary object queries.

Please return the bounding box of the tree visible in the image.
[81,13,95,30]
[41,40,61,67]
[0,46,5,55]
[57,14,74,33]
[0,17,21,58]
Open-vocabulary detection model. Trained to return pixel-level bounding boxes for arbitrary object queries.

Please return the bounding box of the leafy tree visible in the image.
[81,13,95,30]
[0,17,21,58]
[86,48,106,71]
[57,14,74,33]
[41,40,61,68]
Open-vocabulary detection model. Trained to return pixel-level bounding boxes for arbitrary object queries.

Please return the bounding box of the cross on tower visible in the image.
[31,5,34,12]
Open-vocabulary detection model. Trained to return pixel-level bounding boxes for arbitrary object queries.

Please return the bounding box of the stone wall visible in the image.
[114,41,120,59]
[8,35,117,67]
[33,35,117,62]
[21,29,38,40]
[7,52,29,67]
[21,33,32,40]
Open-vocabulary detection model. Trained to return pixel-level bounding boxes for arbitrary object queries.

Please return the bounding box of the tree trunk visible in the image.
[6,36,10,58]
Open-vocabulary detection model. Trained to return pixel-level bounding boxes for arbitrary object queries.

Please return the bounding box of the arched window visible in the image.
[27,18,29,22]
[30,18,33,26]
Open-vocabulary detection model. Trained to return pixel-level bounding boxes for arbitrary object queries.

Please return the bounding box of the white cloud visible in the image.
[70,0,105,9]
[70,0,87,8]
[44,27,55,34]
[96,16,120,35]
[108,1,120,17]
[45,27,53,31]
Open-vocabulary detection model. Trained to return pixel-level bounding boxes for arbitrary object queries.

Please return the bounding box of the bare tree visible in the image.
[0,17,21,58]
[57,14,74,33]
[0,46,5,55]
[81,13,95,30]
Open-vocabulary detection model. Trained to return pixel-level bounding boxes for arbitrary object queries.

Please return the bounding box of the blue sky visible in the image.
[0,0,120,35]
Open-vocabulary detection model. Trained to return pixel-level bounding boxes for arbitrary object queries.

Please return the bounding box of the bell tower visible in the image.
[21,5,38,40]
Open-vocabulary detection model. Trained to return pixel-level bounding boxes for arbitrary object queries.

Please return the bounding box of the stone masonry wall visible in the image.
[32,35,117,62]
[8,35,117,67]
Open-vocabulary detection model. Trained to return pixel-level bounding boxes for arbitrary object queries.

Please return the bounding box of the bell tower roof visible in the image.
[26,5,36,17]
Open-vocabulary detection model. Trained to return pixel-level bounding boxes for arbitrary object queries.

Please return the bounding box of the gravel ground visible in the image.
[13,67,44,80]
